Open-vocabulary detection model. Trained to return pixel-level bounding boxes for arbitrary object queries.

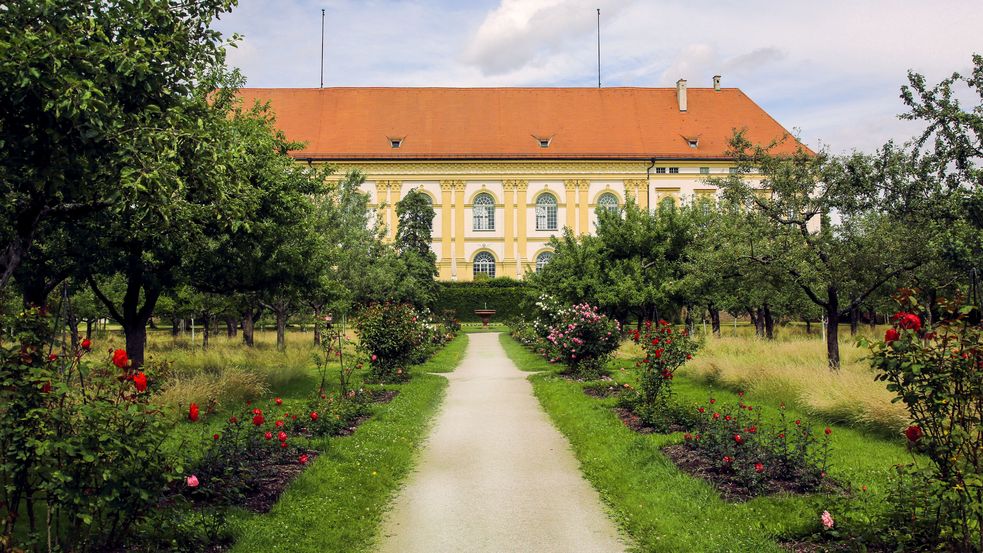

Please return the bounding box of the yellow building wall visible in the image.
[326,160,772,281]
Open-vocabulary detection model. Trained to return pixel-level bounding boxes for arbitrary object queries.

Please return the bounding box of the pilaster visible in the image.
[515,180,528,275]
[374,181,390,237]
[502,180,517,278]
[577,179,590,234]
[564,179,579,232]
[439,181,455,280]
[386,180,402,240]
[452,180,466,277]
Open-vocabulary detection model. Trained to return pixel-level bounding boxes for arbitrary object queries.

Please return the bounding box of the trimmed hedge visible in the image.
[434,278,536,322]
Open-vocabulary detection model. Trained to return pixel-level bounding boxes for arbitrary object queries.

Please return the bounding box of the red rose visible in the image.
[133,372,147,392]
[697,407,705,414]
[904,425,923,443]
[722,456,732,464]
[275,420,284,428]
[252,414,265,426]
[734,434,743,444]
[278,431,288,442]
[112,349,128,369]
[229,416,238,424]
[738,391,745,398]
[654,348,663,359]
[885,328,900,343]
[661,369,673,380]
[280,441,288,449]
[747,426,757,433]
[709,398,716,404]
[213,434,220,441]
[651,338,659,345]
[310,412,318,421]
[48,353,58,362]
[754,463,764,473]
[684,433,693,441]
[41,381,52,394]
[795,419,801,426]
[275,397,283,406]
[712,412,720,420]
[265,431,273,440]
[252,408,262,415]
[891,311,921,331]
[686,354,692,360]
[80,338,92,351]
[299,454,309,465]
[189,403,200,422]
[724,415,732,422]
[825,427,832,436]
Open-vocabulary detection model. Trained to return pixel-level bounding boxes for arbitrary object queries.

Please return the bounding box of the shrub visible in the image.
[865,291,983,551]
[685,394,832,496]
[544,302,621,378]
[434,278,535,322]
[355,303,426,382]
[294,388,371,437]
[0,308,175,551]
[626,320,700,427]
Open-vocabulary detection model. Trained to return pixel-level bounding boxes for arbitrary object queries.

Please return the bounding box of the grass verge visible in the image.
[224,334,467,552]
[500,333,913,553]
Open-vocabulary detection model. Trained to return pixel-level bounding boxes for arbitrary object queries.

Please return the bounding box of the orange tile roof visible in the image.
[236,87,806,160]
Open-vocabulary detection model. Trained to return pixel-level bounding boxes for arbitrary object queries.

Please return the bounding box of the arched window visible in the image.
[535,251,554,271]
[472,193,495,231]
[535,193,558,230]
[473,251,496,278]
[419,193,435,230]
[597,192,619,213]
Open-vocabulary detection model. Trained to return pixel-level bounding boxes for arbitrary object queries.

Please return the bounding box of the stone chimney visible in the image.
[676,79,687,112]
[713,75,721,91]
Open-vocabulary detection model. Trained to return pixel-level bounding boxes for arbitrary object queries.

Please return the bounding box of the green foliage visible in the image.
[0,309,175,551]
[297,389,371,438]
[866,292,983,550]
[434,278,535,322]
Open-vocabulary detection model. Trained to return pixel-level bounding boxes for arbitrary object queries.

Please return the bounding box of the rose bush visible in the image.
[0,308,174,551]
[544,303,622,378]
[865,290,983,551]
[355,303,428,382]
[623,319,700,427]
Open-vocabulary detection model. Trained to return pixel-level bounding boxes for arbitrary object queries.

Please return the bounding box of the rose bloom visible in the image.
[265,431,273,440]
[821,510,835,529]
[111,349,128,369]
[132,372,147,392]
[252,414,265,426]
[80,338,92,351]
[275,420,285,428]
[894,312,922,331]
[734,434,743,444]
[278,431,288,442]
[275,397,283,406]
[213,434,220,441]
[188,403,200,422]
[885,328,900,343]
[905,425,923,443]
[299,454,309,465]
[310,412,318,421]
[825,427,832,436]
[186,475,199,488]
[754,463,764,473]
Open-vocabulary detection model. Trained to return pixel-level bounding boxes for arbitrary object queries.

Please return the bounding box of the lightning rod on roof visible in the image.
[596,8,601,88]
[320,8,325,88]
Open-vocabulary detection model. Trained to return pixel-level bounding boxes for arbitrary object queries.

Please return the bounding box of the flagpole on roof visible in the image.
[320,8,325,88]
[596,8,601,88]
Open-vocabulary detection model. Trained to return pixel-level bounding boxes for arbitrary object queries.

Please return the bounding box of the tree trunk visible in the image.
[225,317,237,338]
[123,322,148,368]
[749,308,763,338]
[849,306,859,336]
[868,308,877,330]
[202,314,211,350]
[826,288,841,370]
[274,303,288,352]
[171,316,180,337]
[763,304,775,340]
[805,319,812,334]
[709,305,721,337]
[67,315,80,355]
[312,305,322,346]
[242,312,255,347]
[85,319,93,339]
[684,306,694,333]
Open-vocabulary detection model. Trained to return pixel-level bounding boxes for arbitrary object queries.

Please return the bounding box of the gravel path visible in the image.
[376,332,626,553]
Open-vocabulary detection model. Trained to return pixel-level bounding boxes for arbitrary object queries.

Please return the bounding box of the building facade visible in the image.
[239,82,804,281]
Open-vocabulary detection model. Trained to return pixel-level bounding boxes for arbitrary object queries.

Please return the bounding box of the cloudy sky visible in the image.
[213,0,981,154]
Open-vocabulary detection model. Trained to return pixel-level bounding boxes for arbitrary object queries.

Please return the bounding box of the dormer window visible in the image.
[389,137,403,148]
[534,135,552,148]
[687,138,699,148]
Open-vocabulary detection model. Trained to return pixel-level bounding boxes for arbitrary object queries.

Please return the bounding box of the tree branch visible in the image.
[87,276,125,325]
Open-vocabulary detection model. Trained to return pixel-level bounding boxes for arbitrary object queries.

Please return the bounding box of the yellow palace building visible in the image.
[239,79,801,281]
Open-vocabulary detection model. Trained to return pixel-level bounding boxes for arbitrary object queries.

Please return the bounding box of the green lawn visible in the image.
[226,334,467,552]
[499,333,912,553]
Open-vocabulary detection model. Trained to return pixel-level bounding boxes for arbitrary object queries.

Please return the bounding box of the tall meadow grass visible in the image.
[616,323,909,436]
